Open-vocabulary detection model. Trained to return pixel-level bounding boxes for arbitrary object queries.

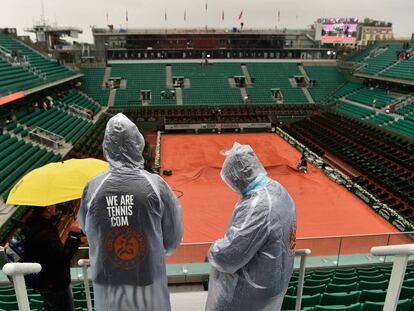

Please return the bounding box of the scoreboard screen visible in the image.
[316,18,358,43]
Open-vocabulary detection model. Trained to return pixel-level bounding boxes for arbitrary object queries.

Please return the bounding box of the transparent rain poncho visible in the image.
[206,143,297,311]
[78,113,183,311]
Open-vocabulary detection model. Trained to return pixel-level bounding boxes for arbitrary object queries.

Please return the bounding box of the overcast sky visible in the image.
[1,0,413,43]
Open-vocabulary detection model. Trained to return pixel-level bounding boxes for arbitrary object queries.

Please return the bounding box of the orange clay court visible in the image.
[161,133,398,245]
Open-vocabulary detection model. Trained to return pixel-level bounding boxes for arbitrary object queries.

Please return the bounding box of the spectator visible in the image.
[297,152,308,173]
[206,143,296,311]
[78,113,183,311]
[22,205,81,311]
[84,108,94,119]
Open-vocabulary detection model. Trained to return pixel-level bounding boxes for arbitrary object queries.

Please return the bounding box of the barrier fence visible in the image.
[72,231,414,268]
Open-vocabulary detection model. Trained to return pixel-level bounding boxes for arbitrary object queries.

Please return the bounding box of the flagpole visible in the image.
[205,1,208,30]
[126,9,128,30]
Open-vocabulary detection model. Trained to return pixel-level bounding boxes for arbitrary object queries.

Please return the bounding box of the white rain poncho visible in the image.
[78,113,183,311]
[206,142,296,311]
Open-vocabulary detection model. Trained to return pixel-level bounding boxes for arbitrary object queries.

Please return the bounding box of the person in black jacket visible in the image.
[22,205,81,311]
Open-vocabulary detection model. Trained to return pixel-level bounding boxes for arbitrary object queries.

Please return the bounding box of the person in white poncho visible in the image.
[79,113,183,311]
[206,142,297,311]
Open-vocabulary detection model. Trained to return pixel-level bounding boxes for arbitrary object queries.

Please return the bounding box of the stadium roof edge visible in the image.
[92,27,313,36]
[354,72,414,87]
[108,59,338,65]
[0,73,83,106]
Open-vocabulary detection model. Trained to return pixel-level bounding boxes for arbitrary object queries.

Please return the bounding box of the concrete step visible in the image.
[102,67,112,88]
[166,65,173,88]
[241,65,252,86]
[175,88,183,105]
[108,89,117,107]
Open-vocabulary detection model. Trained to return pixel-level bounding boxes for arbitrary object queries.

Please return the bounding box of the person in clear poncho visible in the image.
[78,113,183,311]
[206,142,296,311]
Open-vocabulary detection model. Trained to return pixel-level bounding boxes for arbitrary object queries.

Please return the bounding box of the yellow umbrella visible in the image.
[6,158,109,207]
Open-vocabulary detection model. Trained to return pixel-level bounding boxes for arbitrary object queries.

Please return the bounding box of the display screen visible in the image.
[317,18,358,43]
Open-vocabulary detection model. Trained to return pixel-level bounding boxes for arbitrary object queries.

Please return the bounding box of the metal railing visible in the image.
[294,249,311,311]
[71,232,414,269]
[2,262,41,311]
[371,244,414,311]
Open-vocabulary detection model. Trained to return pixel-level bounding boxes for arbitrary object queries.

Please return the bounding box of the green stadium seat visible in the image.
[357,280,388,291]
[29,299,44,309]
[314,303,362,311]
[311,273,335,280]
[357,270,382,277]
[306,278,332,287]
[303,284,327,295]
[283,293,322,310]
[358,275,386,283]
[335,271,358,279]
[358,290,387,303]
[286,286,296,296]
[0,294,16,303]
[361,299,412,311]
[321,291,360,306]
[0,300,19,310]
[289,280,298,287]
[399,286,414,300]
[0,287,15,295]
[302,294,324,308]
[282,294,297,310]
[326,282,358,293]
[289,275,299,283]
[332,276,359,285]
[402,278,414,287]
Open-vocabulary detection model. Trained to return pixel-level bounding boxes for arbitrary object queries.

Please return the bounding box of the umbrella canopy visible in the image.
[6,158,108,207]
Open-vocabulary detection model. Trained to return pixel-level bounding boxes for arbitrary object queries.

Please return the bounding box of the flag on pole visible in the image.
[278,10,280,22]
[106,12,109,24]
[205,2,208,12]
[238,10,243,20]
[184,9,186,21]
[126,9,128,22]
[165,11,167,21]
[222,10,224,21]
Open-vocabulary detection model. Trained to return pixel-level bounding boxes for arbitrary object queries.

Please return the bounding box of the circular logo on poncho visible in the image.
[105,227,147,269]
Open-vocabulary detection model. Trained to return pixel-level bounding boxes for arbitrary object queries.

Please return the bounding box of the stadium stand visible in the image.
[0,132,61,199]
[347,42,414,81]
[0,59,41,96]
[347,44,381,63]
[80,67,110,105]
[364,113,395,126]
[172,63,243,105]
[0,32,73,83]
[345,87,396,108]
[281,263,414,310]
[60,89,101,114]
[67,114,109,159]
[247,63,309,103]
[2,36,414,310]
[282,112,414,220]
[384,119,414,138]
[381,57,414,81]
[361,43,404,75]
[16,105,93,144]
[334,82,363,98]
[396,101,414,116]
[335,102,374,119]
[305,66,347,102]
[111,63,175,106]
